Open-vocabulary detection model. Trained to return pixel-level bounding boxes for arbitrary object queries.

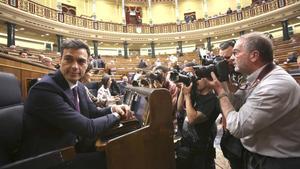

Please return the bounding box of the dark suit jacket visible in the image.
[19,70,119,159]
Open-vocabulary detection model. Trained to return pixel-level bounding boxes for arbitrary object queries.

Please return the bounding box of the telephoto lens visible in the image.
[169,70,194,86]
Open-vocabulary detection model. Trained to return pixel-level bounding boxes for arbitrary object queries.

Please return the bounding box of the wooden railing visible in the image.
[0,0,298,34]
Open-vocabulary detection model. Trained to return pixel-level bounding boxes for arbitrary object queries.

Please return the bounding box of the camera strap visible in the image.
[247,63,275,91]
[222,63,275,129]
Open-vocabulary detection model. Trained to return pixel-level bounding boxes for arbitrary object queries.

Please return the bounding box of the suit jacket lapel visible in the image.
[52,70,77,110]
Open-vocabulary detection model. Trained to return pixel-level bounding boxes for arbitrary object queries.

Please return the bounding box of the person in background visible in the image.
[119,75,129,95]
[217,40,245,169]
[226,7,233,14]
[19,50,28,58]
[152,66,178,115]
[175,62,197,136]
[286,51,298,63]
[41,56,55,69]
[154,58,162,67]
[97,74,120,106]
[288,56,300,74]
[176,74,220,169]
[137,59,148,68]
[37,54,45,62]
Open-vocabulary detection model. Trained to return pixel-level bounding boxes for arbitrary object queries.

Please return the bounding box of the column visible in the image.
[236,0,241,11]
[175,0,179,24]
[6,22,16,47]
[175,0,181,32]
[281,20,290,41]
[148,0,153,25]
[203,0,208,19]
[56,34,63,53]
[122,0,127,32]
[177,41,183,56]
[122,0,126,25]
[150,41,155,58]
[92,0,96,20]
[278,0,286,8]
[123,41,128,58]
[236,0,243,20]
[206,37,212,51]
[57,1,63,22]
[93,40,98,57]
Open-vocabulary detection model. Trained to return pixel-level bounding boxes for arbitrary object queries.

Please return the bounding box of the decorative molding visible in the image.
[0,1,299,43]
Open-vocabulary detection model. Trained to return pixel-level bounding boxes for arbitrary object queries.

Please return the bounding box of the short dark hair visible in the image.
[101,74,111,89]
[219,40,235,50]
[19,50,28,55]
[184,62,197,68]
[154,65,169,73]
[61,39,90,57]
[240,32,273,63]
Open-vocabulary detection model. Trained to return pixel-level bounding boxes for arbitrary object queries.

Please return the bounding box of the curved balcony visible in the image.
[0,0,299,43]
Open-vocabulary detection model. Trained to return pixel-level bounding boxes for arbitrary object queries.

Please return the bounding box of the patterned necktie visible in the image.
[72,87,80,111]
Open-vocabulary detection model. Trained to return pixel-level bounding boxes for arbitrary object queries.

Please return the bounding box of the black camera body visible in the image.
[170,59,229,85]
[169,71,195,86]
[148,70,164,83]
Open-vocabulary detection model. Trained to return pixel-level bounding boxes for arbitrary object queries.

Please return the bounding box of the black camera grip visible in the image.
[216,60,229,82]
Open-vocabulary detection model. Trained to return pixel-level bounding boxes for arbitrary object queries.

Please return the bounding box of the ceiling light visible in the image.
[41,35,44,37]
[232,33,235,36]
[271,24,275,27]
[45,33,49,36]
[215,37,218,39]
[250,29,254,32]
[19,28,24,30]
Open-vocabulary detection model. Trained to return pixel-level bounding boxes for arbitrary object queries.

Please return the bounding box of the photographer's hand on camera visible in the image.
[181,83,193,98]
[209,72,226,95]
[215,60,230,82]
[209,72,235,119]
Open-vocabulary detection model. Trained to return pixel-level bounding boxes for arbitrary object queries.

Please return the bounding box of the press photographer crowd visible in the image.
[4,32,299,169]
[125,32,300,169]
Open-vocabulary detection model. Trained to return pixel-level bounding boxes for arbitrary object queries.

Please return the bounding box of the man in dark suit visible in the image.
[19,39,132,168]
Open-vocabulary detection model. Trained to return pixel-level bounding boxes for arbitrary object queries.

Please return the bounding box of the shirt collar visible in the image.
[67,80,78,89]
[246,64,267,84]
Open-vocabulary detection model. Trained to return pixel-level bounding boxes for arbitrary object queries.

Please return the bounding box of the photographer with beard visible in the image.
[218,40,244,169]
[176,76,220,169]
[209,32,300,169]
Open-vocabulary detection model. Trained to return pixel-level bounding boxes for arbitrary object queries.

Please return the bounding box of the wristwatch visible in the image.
[217,92,228,99]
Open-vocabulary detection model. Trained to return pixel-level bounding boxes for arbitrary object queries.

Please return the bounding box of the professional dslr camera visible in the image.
[169,70,195,86]
[148,69,164,83]
[170,59,229,85]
